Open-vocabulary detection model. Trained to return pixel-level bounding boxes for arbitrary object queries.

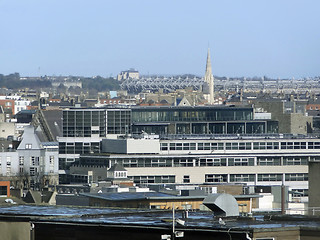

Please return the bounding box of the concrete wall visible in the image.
[102,139,160,154]
[70,165,107,182]
[290,113,313,134]
[253,228,300,240]
[253,100,312,134]
[308,161,320,215]
[0,122,15,139]
[0,221,30,240]
[127,165,308,187]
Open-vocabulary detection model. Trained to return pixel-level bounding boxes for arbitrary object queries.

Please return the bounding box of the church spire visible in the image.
[205,48,214,104]
[206,48,212,75]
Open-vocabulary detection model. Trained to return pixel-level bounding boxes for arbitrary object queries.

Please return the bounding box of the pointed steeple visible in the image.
[205,48,212,76]
[204,48,214,104]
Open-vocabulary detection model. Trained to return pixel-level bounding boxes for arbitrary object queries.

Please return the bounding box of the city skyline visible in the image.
[0,0,319,78]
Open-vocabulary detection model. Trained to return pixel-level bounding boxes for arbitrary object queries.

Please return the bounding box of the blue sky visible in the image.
[0,0,319,78]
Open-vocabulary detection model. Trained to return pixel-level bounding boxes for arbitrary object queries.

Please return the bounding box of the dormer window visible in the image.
[107,164,128,179]
[25,144,32,149]
[115,171,127,178]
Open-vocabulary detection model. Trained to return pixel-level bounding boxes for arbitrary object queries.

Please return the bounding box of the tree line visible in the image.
[0,73,120,92]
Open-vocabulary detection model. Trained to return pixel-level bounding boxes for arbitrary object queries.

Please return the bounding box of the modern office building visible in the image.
[58,105,279,183]
[68,133,317,199]
[131,105,278,135]
[58,107,131,183]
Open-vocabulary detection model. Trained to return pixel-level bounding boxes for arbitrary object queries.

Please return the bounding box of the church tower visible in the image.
[204,48,214,104]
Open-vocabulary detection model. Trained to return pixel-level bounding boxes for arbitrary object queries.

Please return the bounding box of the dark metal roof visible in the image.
[41,110,63,139]
[0,205,320,232]
[108,164,127,172]
[79,192,196,201]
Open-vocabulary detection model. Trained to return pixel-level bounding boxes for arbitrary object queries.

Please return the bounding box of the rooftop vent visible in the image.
[203,193,239,217]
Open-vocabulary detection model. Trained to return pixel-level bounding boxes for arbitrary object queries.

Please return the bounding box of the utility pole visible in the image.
[172,203,175,240]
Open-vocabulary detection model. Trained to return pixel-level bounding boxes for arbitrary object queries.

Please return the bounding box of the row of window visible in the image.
[113,156,309,168]
[205,173,308,183]
[63,110,131,137]
[59,142,100,154]
[131,108,253,122]
[129,173,307,185]
[132,175,175,184]
[160,141,320,151]
[1,156,54,167]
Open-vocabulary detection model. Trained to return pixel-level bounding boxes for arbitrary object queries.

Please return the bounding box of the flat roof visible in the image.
[0,205,320,232]
[131,105,253,110]
[80,192,207,201]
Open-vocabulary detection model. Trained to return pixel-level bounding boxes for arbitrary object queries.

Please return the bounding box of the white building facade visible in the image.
[0,125,59,188]
[99,134,318,197]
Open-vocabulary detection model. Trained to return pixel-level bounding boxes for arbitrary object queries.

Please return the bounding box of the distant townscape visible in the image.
[1,49,320,239]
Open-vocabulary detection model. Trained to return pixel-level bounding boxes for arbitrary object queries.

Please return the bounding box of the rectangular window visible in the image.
[176,143,182,150]
[160,143,168,151]
[283,157,308,165]
[169,143,175,150]
[230,174,255,182]
[285,173,308,181]
[291,189,308,197]
[19,156,24,166]
[308,142,320,149]
[226,143,232,150]
[183,175,190,183]
[210,142,224,150]
[204,143,210,150]
[31,156,35,166]
[228,157,254,166]
[49,156,54,165]
[0,186,7,196]
[258,174,282,182]
[173,158,193,167]
[257,157,281,166]
[198,143,204,150]
[205,174,227,183]
[30,167,36,176]
[25,144,32,149]
[132,175,175,184]
[6,157,11,166]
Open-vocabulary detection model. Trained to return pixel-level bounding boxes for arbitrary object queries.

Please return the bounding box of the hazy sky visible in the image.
[1,0,319,78]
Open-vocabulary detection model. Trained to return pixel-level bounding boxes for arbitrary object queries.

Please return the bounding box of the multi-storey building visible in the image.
[117,69,139,81]
[58,105,278,183]
[73,134,317,197]
[0,125,59,188]
[131,105,278,135]
[58,107,131,182]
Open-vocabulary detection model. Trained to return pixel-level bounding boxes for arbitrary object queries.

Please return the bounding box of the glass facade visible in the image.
[106,109,131,135]
[132,106,253,122]
[131,106,277,135]
[62,108,131,137]
[63,109,106,137]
